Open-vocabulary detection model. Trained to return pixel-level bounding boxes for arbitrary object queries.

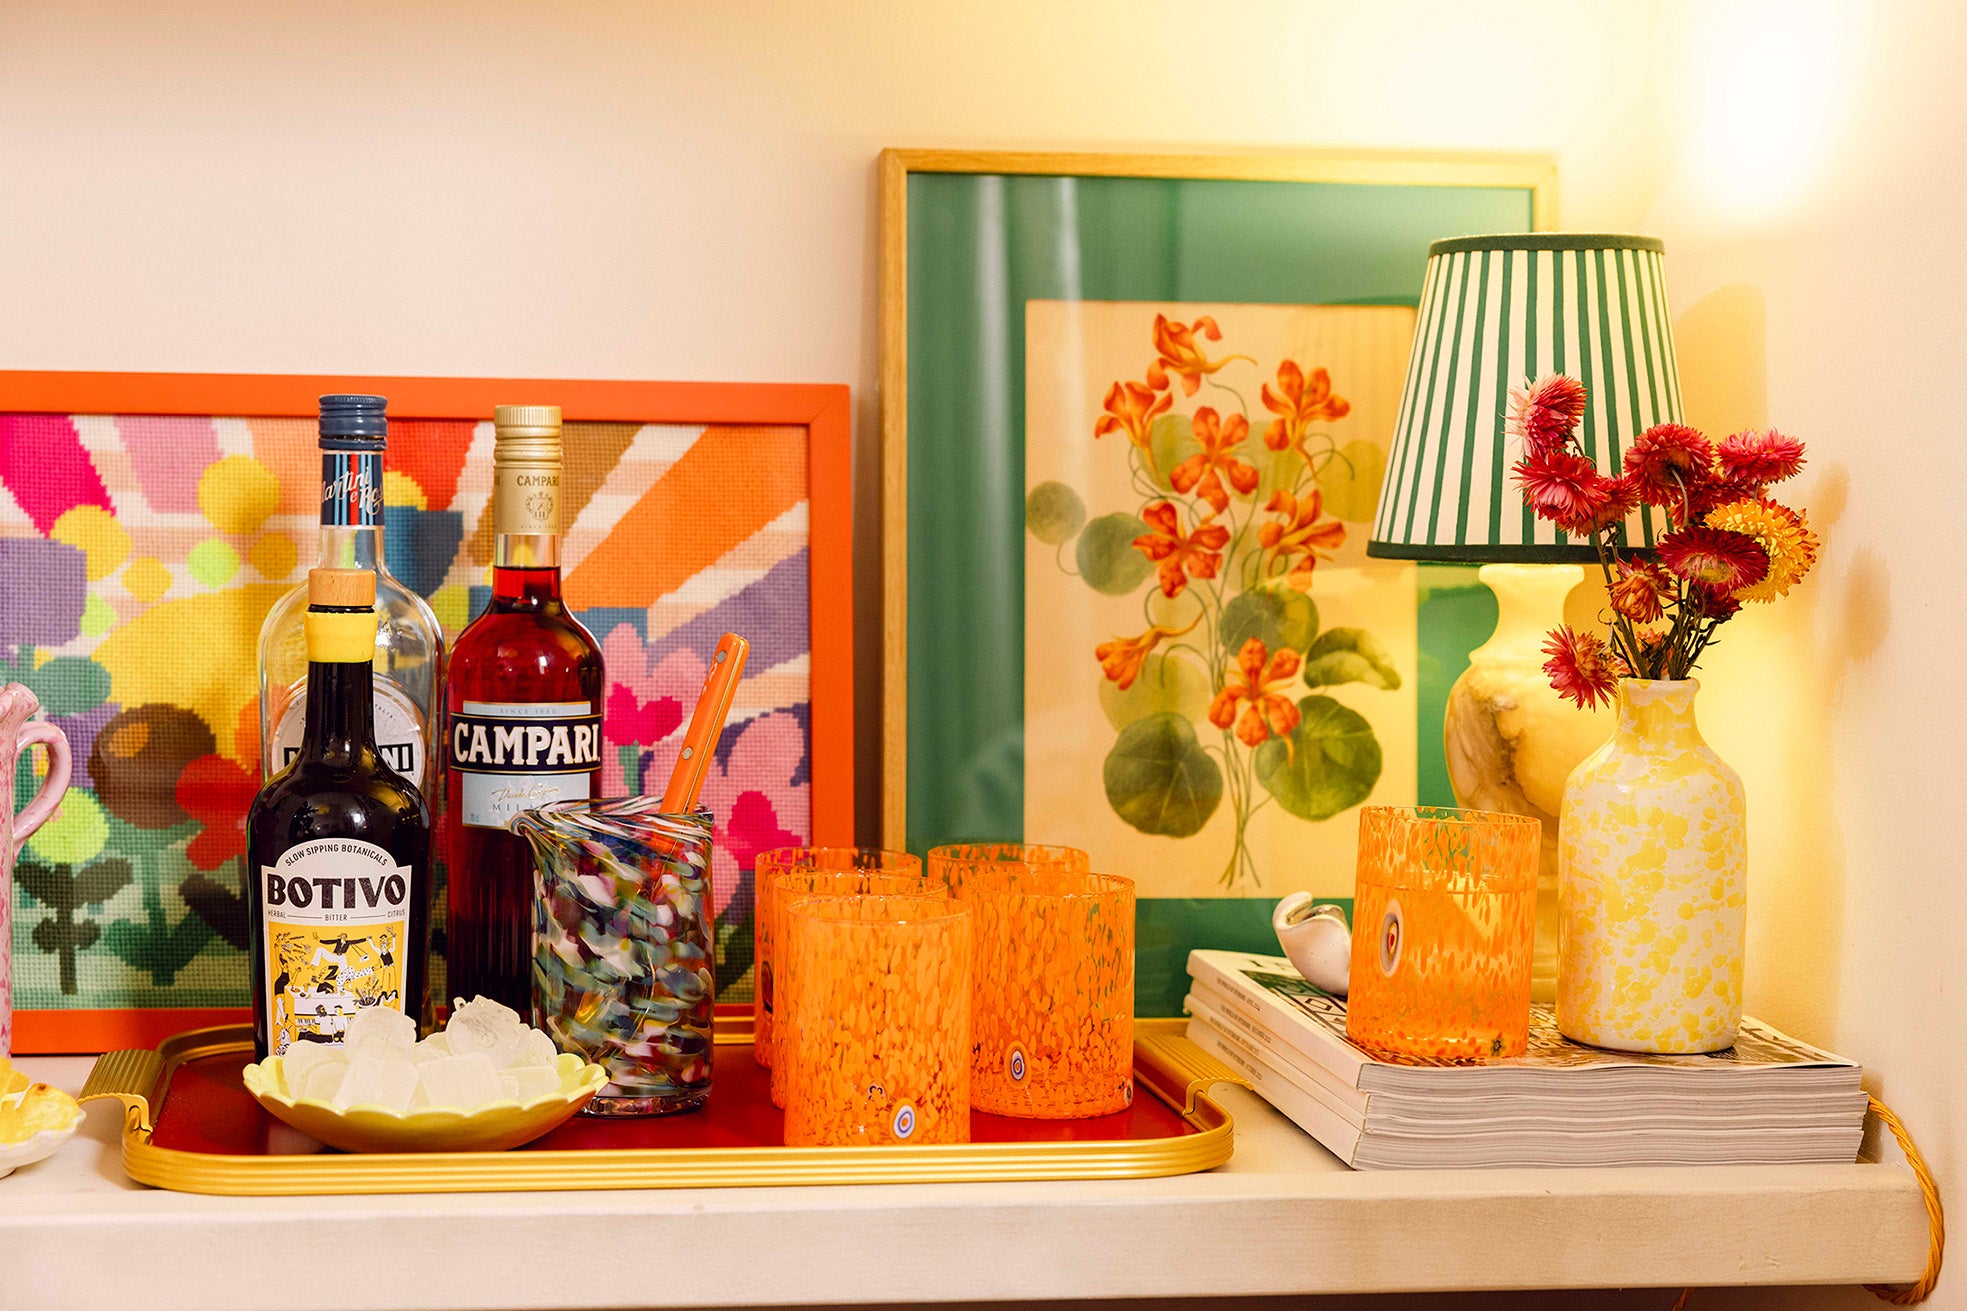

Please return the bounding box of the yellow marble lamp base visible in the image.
[1442,563,1610,1003]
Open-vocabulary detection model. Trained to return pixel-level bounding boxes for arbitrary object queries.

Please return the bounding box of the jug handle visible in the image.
[12,721,70,852]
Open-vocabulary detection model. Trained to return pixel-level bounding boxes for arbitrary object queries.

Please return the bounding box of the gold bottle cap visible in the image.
[308,567,376,607]
[493,404,562,442]
[491,405,563,536]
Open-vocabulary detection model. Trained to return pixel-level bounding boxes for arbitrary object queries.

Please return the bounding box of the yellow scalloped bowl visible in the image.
[242,1053,607,1153]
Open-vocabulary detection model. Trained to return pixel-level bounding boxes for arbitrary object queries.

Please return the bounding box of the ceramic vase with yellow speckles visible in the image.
[1556,680,1745,1054]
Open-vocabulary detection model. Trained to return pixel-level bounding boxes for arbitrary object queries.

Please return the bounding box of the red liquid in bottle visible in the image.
[443,407,602,1016]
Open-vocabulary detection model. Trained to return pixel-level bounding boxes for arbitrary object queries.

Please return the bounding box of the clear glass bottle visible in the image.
[257,395,444,796]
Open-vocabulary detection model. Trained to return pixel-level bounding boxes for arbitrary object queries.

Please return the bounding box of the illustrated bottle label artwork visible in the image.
[271,679,426,784]
[449,699,600,830]
[260,838,414,1055]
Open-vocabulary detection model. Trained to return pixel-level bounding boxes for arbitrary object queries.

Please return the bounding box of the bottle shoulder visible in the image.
[252,761,431,828]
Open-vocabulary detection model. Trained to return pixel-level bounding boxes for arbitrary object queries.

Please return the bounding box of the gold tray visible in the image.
[79,1017,1248,1195]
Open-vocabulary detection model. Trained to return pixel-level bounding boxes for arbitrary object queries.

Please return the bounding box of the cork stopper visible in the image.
[308,567,376,608]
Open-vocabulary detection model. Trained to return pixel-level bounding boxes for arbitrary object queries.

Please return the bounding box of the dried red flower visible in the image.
[1610,559,1672,624]
[1655,526,1770,593]
[1623,423,1716,511]
[1542,626,1623,711]
[1507,374,1588,458]
[1687,584,1743,621]
[1715,429,1806,486]
[1516,449,1615,535]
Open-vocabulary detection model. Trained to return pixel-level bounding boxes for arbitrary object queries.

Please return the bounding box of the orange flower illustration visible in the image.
[1257,488,1346,590]
[1168,407,1260,514]
[1094,617,1200,690]
[1261,361,1352,458]
[1134,500,1230,599]
[1146,314,1255,397]
[1209,638,1304,748]
[1095,379,1174,475]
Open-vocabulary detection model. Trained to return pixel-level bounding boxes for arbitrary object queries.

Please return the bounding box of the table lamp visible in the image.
[1367,233,1683,1000]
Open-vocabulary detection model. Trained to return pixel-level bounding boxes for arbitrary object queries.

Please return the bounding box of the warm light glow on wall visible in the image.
[1669,0,1868,223]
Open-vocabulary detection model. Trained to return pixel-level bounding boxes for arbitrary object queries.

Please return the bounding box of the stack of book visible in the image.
[1186,950,1869,1170]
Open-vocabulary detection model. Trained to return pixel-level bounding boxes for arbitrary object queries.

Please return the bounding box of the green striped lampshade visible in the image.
[1368,234,1683,562]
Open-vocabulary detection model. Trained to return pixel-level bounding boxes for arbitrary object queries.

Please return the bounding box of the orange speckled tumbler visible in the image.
[764,866,945,1109]
[751,847,926,1069]
[926,843,1089,900]
[960,867,1134,1118]
[1345,805,1540,1059]
[780,894,972,1147]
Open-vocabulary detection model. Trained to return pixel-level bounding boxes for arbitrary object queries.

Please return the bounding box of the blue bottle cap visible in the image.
[318,394,388,449]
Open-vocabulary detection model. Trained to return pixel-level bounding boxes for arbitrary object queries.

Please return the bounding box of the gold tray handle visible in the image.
[80,1048,166,1136]
[1134,1030,1254,1118]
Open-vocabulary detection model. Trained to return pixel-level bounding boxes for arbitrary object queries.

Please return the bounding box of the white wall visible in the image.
[1640,2,1967,1307]
[2,1,1956,1305]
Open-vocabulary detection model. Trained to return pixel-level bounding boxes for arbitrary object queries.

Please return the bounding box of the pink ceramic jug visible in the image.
[1,683,72,1056]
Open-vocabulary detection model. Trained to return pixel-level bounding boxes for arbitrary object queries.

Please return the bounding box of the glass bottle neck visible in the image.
[491,533,565,611]
[300,658,376,763]
[316,523,383,571]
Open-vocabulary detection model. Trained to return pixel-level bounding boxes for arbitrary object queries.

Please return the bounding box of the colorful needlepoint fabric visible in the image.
[2,412,815,1013]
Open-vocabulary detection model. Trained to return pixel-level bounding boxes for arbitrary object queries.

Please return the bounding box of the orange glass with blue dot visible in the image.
[957,867,1134,1118]
[1345,805,1540,1059]
[779,894,972,1148]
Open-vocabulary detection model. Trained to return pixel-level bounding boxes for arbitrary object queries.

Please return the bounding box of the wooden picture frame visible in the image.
[1,371,853,1052]
[878,148,1556,1013]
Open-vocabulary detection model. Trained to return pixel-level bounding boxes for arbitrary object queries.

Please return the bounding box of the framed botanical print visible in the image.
[880,149,1555,1013]
[0,371,852,1051]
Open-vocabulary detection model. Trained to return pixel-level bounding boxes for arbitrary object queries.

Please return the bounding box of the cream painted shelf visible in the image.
[1,1044,1928,1309]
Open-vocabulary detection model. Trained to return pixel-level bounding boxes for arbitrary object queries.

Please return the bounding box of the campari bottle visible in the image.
[445,405,603,1014]
[257,394,444,795]
[246,568,432,1060]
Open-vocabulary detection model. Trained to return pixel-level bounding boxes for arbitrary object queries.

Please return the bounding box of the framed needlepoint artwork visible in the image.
[0,372,852,1052]
[880,148,1555,1014]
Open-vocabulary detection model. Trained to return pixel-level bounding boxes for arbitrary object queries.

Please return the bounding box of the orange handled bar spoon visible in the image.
[659,633,750,815]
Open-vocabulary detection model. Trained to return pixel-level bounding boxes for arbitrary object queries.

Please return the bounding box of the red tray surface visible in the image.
[152,1042,1197,1156]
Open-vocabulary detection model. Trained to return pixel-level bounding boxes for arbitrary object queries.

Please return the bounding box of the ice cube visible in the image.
[333,1054,420,1113]
[446,997,526,1067]
[497,1066,561,1105]
[408,1033,451,1065]
[344,1006,417,1055]
[417,1052,504,1109]
[505,1028,560,1070]
[281,1039,340,1089]
[300,1061,348,1104]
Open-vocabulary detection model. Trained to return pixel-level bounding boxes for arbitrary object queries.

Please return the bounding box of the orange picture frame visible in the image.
[0,370,854,1053]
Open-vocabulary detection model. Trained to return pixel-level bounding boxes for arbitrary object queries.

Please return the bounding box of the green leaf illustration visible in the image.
[103,908,214,988]
[714,903,755,996]
[180,870,248,950]
[1254,696,1383,821]
[1301,627,1403,690]
[1104,711,1223,838]
[1315,438,1390,524]
[1076,513,1154,596]
[1025,481,1088,545]
[1147,413,1199,491]
[23,655,112,718]
[1220,585,1319,656]
[17,856,133,994]
[1099,653,1211,730]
